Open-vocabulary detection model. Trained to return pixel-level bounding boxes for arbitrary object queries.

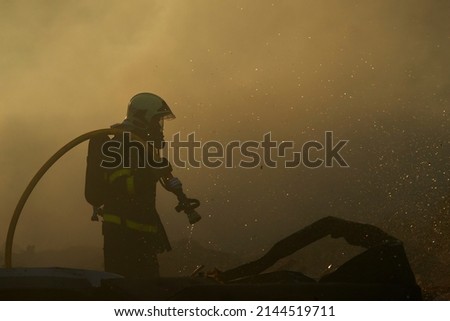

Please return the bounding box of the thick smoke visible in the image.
[0,0,448,284]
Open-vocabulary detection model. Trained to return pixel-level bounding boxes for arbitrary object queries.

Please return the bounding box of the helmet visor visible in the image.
[160,111,176,121]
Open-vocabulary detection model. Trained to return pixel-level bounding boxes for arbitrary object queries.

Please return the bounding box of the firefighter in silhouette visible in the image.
[85,93,200,278]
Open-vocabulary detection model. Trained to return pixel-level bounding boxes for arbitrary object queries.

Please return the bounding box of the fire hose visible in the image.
[4,128,200,268]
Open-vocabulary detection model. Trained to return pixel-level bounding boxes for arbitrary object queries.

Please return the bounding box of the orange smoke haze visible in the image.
[0,0,448,283]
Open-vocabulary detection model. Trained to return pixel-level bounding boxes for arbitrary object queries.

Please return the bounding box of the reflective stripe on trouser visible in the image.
[103,214,158,233]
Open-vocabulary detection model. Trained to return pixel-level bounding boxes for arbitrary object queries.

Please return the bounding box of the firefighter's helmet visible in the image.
[125,93,175,131]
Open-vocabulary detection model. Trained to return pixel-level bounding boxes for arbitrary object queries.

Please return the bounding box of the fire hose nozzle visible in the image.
[186,209,202,224]
[175,198,201,224]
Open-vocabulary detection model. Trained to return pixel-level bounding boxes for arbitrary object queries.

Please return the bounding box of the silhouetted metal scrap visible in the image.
[219,216,407,283]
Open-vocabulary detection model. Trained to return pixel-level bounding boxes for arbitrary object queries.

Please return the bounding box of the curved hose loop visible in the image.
[4,128,149,268]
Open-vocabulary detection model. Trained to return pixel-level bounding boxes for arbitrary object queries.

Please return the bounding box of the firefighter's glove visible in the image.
[166,177,183,191]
